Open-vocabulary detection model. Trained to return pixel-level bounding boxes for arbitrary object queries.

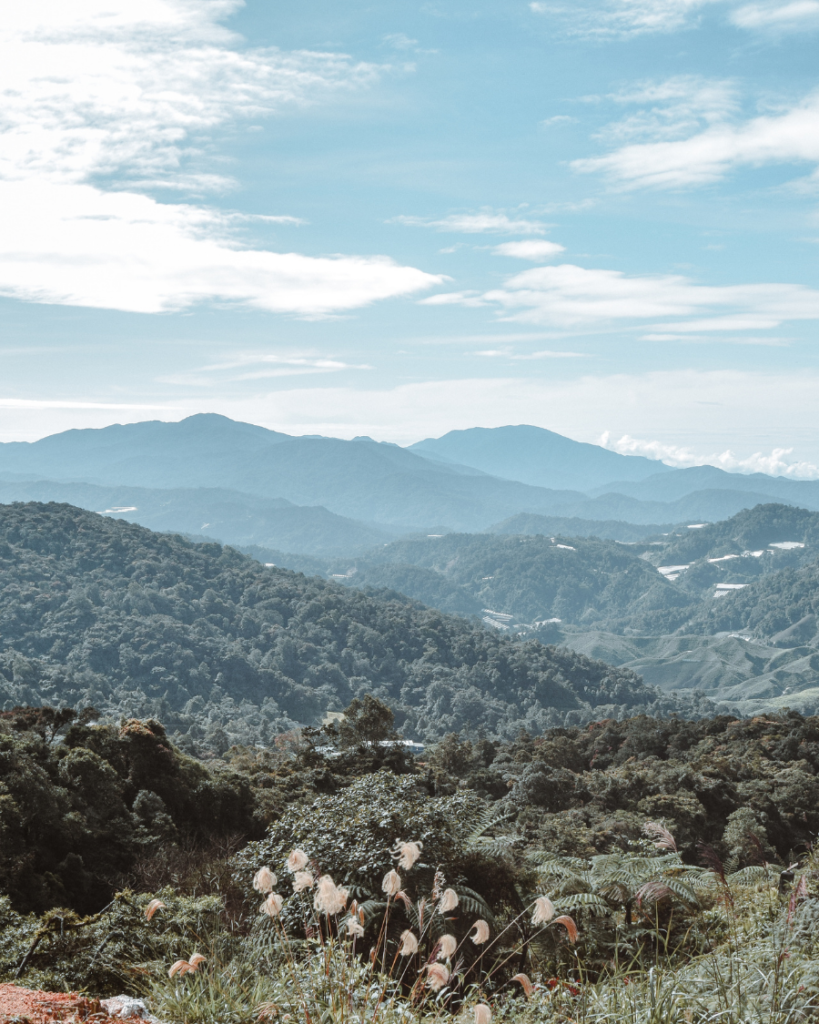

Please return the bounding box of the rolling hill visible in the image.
[0,502,710,747]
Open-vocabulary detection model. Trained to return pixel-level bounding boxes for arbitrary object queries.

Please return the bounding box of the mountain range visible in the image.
[2,415,819,552]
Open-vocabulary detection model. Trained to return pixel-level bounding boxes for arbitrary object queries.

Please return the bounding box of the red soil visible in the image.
[0,984,138,1023]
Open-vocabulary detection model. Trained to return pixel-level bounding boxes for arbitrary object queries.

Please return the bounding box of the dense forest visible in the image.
[0,503,710,750]
[3,702,819,923]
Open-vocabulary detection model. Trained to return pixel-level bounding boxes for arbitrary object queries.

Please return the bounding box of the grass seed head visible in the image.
[261,893,284,918]
[426,963,450,991]
[145,899,166,921]
[254,867,277,893]
[287,849,309,872]
[438,934,457,959]
[643,821,678,853]
[345,916,365,938]
[292,871,315,893]
[314,875,348,915]
[474,1003,492,1024]
[512,974,534,998]
[398,930,419,955]
[439,888,459,913]
[382,869,402,896]
[532,896,555,925]
[392,840,423,870]
[470,920,490,944]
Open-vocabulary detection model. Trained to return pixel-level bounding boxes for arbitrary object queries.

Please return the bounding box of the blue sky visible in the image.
[2,0,819,475]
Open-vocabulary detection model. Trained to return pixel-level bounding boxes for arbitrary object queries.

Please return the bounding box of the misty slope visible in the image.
[408,424,673,491]
[487,513,675,541]
[559,630,819,715]
[592,464,819,507]
[0,480,393,556]
[0,503,709,745]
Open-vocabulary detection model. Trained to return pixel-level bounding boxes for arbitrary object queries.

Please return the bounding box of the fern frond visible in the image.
[556,893,613,916]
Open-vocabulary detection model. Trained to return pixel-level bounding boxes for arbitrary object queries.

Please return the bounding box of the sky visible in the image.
[1,0,819,476]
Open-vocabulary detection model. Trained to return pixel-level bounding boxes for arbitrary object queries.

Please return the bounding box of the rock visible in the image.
[100,995,163,1022]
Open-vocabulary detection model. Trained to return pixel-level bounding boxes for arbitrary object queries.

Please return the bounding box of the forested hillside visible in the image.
[0,503,709,749]
[249,505,819,640]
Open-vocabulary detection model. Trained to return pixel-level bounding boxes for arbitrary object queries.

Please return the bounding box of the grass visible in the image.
[138,845,819,1024]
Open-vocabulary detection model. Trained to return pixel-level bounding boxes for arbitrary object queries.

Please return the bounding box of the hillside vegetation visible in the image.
[3,707,819,1024]
[0,503,708,750]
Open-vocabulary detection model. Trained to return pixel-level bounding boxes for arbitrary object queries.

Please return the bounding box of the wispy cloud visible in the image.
[594,76,740,144]
[530,0,819,35]
[422,262,819,333]
[493,240,566,260]
[540,115,577,127]
[574,85,819,189]
[160,352,372,385]
[0,1,440,315]
[529,0,720,37]
[600,431,819,478]
[476,348,588,358]
[393,211,549,235]
[730,0,819,29]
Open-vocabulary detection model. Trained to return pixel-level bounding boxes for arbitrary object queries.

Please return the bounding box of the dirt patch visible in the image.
[0,984,143,1023]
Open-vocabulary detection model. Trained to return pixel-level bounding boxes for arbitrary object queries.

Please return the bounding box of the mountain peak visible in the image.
[408,424,673,493]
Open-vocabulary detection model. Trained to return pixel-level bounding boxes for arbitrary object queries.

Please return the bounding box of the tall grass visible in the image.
[140,838,819,1024]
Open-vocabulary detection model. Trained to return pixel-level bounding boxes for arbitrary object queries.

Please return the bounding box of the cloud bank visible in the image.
[423,262,819,333]
[601,432,819,479]
[0,0,439,315]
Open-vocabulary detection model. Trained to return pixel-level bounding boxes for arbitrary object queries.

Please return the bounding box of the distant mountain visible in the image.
[5,415,819,535]
[550,487,806,525]
[408,424,674,491]
[0,413,292,484]
[0,480,394,556]
[590,464,819,507]
[0,414,590,531]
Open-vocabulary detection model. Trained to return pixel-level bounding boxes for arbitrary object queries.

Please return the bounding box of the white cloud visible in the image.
[574,89,819,189]
[540,115,577,127]
[601,432,819,478]
[161,352,373,384]
[0,180,438,315]
[475,348,588,358]
[0,0,440,314]
[730,0,819,29]
[493,240,566,261]
[529,0,819,35]
[529,0,720,36]
[424,262,819,332]
[393,212,549,235]
[596,76,739,144]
